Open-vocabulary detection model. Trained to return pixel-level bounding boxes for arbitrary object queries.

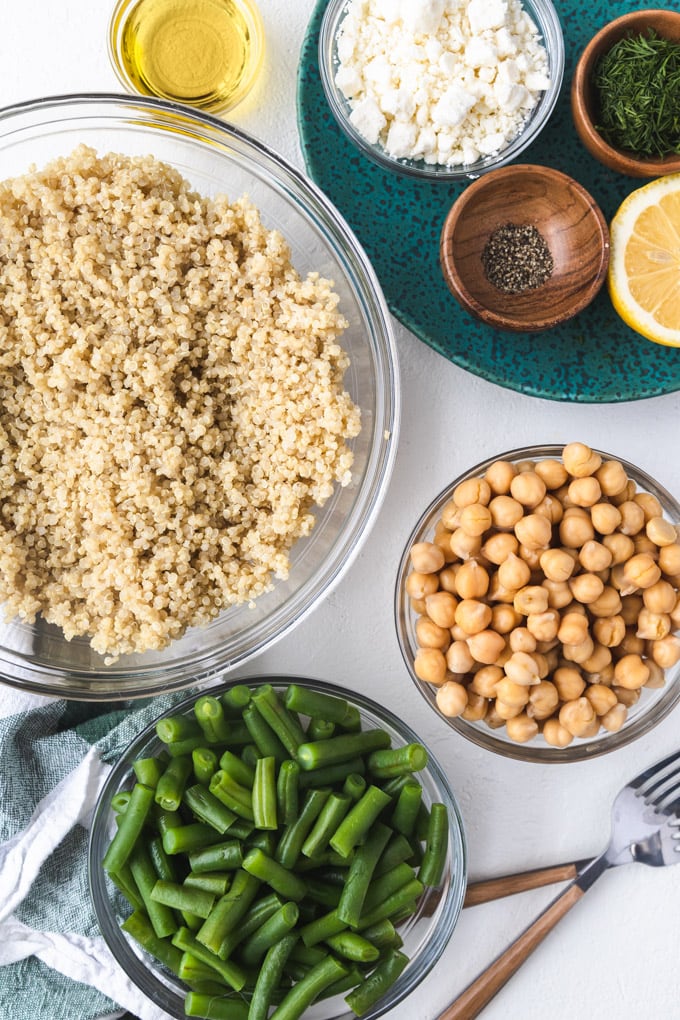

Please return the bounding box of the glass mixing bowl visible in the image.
[0,94,399,700]
[395,445,680,763]
[88,675,468,1020]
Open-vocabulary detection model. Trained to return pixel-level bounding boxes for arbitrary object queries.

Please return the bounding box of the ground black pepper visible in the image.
[481,223,554,294]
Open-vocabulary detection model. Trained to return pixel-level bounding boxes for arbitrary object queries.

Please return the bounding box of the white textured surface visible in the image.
[2,2,680,1018]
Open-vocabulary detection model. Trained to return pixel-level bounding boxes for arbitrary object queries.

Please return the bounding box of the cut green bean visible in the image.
[374,834,415,877]
[367,743,428,779]
[283,684,352,726]
[163,823,223,856]
[183,784,238,835]
[246,829,277,856]
[342,772,366,803]
[325,930,380,964]
[192,747,218,786]
[253,756,278,831]
[156,714,203,745]
[178,950,230,988]
[276,759,300,826]
[336,821,391,928]
[300,792,352,859]
[185,991,249,1019]
[248,931,298,1020]
[132,755,166,788]
[121,909,183,975]
[329,786,393,859]
[241,743,263,771]
[196,869,261,955]
[251,685,306,758]
[111,790,131,814]
[152,805,182,838]
[302,877,342,909]
[269,955,348,1020]
[242,848,307,902]
[390,780,423,838]
[362,863,418,913]
[306,717,335,741]
[296,729,391,771]
[184,872,231,896]
[188,839,245,874]
[109,863,144,911]
[239,901,299,967]
[418,802,449,888]
[155,756,193,812]
[103,782,154,875]
[220,684,252,717]
[148,835,177,882]
[298,907,347,948]
[195,695,231,743]
[172,926,247,991]
[209,769,254,821]
[356,878,424,929]
[344,949,409,1016]
[359,918,401,951]
[151,880,215,919]
[275,788,330,869]
[243,704,288,763]
[216,891,283,960]
[219,750,255,788]
[297,756,365,790]
[128,842,178,939]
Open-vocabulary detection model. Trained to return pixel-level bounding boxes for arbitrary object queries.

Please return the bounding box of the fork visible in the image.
[439,747,680,1020]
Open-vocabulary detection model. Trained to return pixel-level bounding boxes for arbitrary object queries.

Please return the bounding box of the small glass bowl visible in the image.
[0,95,398,700]
[395,445,680,763]
[88,675,468,1020]
[318,0,565,181]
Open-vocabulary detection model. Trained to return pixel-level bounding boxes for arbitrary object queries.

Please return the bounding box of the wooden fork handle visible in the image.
[439,883,585,1020]
[464,862,581,907]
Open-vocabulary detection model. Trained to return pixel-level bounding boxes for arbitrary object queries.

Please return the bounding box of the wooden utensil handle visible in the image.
[464,862,581,907]
[438,883,584,1020]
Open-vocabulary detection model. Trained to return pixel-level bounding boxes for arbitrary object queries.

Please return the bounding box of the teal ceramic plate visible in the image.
[297,0,680,403]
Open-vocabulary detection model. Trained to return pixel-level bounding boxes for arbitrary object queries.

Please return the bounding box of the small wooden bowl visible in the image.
[439,165,610,333]
[571,9,680,178]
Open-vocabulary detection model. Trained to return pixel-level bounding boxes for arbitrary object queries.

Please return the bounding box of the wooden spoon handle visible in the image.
[438,883,584,1020]
[464,862,582,907]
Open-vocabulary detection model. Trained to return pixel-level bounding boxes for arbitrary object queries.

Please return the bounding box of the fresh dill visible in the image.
[594,28,680,157]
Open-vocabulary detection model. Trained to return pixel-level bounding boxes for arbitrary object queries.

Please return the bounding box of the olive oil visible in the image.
[111,0,264,113]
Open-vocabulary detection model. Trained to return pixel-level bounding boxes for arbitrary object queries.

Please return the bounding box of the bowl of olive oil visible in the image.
[108,0,265,114]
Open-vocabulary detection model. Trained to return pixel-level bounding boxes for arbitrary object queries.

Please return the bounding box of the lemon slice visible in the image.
[608,173,680,347]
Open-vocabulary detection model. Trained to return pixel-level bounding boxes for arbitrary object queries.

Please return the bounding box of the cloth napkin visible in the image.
[0,687,194,1020]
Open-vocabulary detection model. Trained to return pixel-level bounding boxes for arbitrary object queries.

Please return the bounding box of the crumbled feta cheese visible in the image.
[348,97,387,144]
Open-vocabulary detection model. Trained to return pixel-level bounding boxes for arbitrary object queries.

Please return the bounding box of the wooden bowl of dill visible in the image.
[571,9,680,178]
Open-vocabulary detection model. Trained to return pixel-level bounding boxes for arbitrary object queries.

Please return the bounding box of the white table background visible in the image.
[3,2,680,1019]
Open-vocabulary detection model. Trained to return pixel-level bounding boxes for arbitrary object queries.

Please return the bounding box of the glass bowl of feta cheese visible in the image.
[319,0,565,180]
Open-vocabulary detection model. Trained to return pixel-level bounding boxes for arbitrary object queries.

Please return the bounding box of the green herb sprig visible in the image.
[594,28,680,157]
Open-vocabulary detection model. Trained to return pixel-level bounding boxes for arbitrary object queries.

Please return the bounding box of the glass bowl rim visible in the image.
[394,443,680,764]
[88,674,468,1019]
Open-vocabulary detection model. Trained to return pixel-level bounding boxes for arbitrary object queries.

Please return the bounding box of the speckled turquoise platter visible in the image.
[297,0,680,402]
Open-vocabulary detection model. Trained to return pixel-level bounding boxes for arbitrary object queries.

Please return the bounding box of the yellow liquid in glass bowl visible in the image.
[110,0,264,113]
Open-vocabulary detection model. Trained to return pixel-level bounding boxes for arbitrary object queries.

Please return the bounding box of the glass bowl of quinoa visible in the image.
[318,0,565,180]
[0,94,399,699]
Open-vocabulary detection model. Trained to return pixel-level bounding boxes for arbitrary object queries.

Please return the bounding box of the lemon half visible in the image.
[608,173,680,348]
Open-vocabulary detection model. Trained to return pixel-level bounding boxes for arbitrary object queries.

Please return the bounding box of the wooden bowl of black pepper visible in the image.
[571,9,680,178]
[439,164,610,333]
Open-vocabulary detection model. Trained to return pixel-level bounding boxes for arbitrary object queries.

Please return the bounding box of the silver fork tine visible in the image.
[643,764,680,807]
[631,748,680,796]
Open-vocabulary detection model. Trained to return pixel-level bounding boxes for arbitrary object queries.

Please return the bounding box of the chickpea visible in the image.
[659,543,680,576]
[620,629,645,656]
[595,459,628,497]
[410,597,428,615]
[518,544,542,571]
[510,471,547,509]
[635,491,663,521]
[505,713,539,743]
[540,547,575,582]
[491,603,522,634]
[438,565,459,594]
[514,513,552,551]
[633,534,659,558]
[671,596,680,628]
[620,593,645,626]
[462,692,488,722]
[579,716,603,739]
[622,553,661,591]
[559,508,595,548]
[449,528,482,561]
[416,616,451,650]
[509,626,537,653]
[590,502,622,535]
[611,479,637,505]
[436,681,468,718]
[618,500,646,536]
[484,704,507,729]
[646,516,677,547]
[567,476,601,508]
[504,650,543,685]
[493,699,524,721]
[586,662,615,686]
[581,643,612,674]
[526,680,559,720]
[468,628,507,665]
[651,634,680,669]
[445,639,475,674]
[434,528,458,564]
[453,477,491,508]
[410,541,446,574]
[497,553,531,591]
[482,532,519,565]
[459,503,492,538]
[406,571,440,601]
[587,586,622,618]
[455,560,490,600]
[586,686,618,722]
[486,574,515,604]
[613,686,640,708]
[414,648,447,686]
[593,614,626,648]
[578,540,613,573]
[495,677,530,708]
[489,495,524,530]
[424,591,458,629]
[553,666,584,702]
[613,653,650,690]
[569,573,605,605]
[644,661,666,689]
[534,494,564,523]
[562,442,601,478]
[562,635,595,664]
[643,579,677,614]
[559,696,596,736]
[527,609,560,642]
[513,585,549,615]
[456,598,495,636]
[469,664,503,698]
[600,703,627,733]
[543,718,574,747]
[542,578,573,609]
[485,460,517,494]
[636,608,671,641]
[602,532,635,565]
[535,458,568,490]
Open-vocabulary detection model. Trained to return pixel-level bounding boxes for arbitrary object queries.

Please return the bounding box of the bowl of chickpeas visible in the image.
[395,443,680,762]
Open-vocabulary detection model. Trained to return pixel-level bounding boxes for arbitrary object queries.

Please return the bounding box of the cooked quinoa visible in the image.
[0,145,361,657]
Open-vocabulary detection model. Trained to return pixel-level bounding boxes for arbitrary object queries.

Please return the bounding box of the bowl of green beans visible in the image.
[88,676,467,1020]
